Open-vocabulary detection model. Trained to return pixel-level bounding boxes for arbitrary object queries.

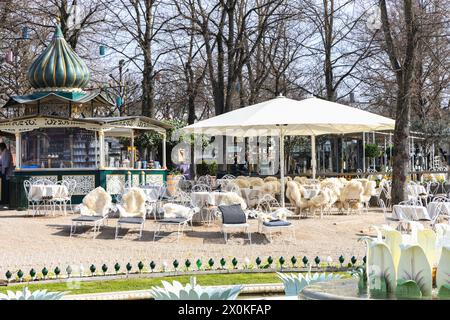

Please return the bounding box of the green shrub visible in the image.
[196,161,218,176]
[196,161,210,176]
[209,161,218,176]
[365,144,381,159]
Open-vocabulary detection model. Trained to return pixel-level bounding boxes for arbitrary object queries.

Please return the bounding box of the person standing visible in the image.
[0,142,14,204]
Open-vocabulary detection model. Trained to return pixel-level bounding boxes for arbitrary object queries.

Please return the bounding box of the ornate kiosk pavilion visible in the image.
[0,25,170,207]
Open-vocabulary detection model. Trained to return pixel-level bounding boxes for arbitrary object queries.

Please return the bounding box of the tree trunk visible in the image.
[323,0,335,101]
[391,87,411,203]
[380,0,417,204]
[141,62,154,117]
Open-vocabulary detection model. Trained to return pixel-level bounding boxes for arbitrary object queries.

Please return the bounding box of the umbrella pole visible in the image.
[280,127,285,207]
[311,135,316,179]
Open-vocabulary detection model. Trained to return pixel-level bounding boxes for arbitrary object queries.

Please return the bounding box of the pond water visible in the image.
[301,278,442,300]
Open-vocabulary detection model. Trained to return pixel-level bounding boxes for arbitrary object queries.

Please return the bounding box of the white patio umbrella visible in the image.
[183,96,395,206]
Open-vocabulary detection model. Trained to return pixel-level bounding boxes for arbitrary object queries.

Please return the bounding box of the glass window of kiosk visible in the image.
[21,128,99,169]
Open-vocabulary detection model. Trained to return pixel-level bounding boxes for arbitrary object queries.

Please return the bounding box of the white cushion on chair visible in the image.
[163,203,192,218]
[81,187,112,216]
[120,188,147,218]
[219,192,248,210]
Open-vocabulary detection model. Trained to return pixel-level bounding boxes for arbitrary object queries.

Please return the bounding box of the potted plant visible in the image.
[365,143,380,170]
[195,161,218,186]
[167,168,182,196]
[208,161,218,186]
[196,161,210,176]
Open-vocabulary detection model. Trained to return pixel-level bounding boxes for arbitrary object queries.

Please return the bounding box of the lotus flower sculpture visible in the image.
[358,224,450,298]
[0,287,66,300]
[149,277,242,300]
[277,269,343,296]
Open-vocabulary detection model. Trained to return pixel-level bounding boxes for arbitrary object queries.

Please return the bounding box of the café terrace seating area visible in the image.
[21,172,450,244]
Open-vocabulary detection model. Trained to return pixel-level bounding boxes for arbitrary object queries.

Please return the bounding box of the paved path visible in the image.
[0,209,385,276]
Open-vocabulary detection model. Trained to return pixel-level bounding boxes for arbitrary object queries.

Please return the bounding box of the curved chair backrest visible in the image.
[407,184,418,198]
[383,180,392,188]
[192,184,211,192]
[170,190,193,207]
[196,175,211,185]
[431,201,445,226]
[122,188,147,217]
[221,174,236,180]
[178,179,193,192]
[431,195,449,203]
[256,194,280,214]
[156,184,167,199]
[68,179,77,196]
[356,169,363,178]
[306,179,321,185]
[398,198,422,206]
[33,179,46,185]
[82,186,112,217]
[427,181,442,195]
[381,184,391,200]
[378,198,392,221]
[60,179,77,196]
[341,181,364,201]
[23,180,32,200]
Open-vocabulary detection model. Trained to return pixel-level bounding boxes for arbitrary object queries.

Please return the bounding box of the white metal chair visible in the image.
[430,196,450,227]
[223,182,241,194]
[196,175,213,187]
[51,179,76,215]
[218,204,252,244]
[256,194,280,214]
[28,179,54,215]
[153,196,198,242]
[356,169,363,178]
[191,184,211,192]
[379,198,403,231]
[144,183,168,220]
[115,188,147,240]
[221,174,236,180]
[23,180,44,217]
[427,181,444,198]
[70,187,112,238]
[381,184,392,209]
[256,195,295,243]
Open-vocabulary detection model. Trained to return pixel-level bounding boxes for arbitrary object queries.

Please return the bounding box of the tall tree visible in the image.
[102,0,178,117]
[301,0,378,101]
[379,0,418,204]
[182,0,283,116]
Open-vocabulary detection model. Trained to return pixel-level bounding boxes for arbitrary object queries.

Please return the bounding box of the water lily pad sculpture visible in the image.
[395,279,422,299]
[0,287,66,300]
[149,277,242,300]
[351,266,367,291]
[438,284,450,299]
[277,271,343,296]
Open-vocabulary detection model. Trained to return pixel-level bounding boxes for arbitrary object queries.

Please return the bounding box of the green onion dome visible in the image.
[27,25,90,91]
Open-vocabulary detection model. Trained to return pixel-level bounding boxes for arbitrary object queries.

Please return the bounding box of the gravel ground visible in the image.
[0,209,384,276]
